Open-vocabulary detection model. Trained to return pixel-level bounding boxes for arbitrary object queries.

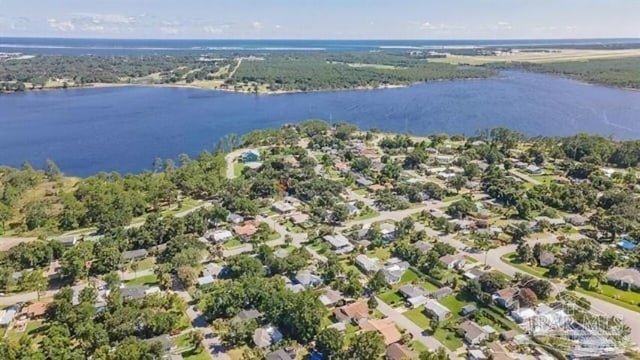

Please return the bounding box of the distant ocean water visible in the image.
[1,37,639,55]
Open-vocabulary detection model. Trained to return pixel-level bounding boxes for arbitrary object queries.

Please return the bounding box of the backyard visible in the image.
[125,273,159,287]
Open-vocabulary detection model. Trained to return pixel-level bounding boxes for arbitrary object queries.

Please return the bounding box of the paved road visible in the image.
[376,298,458,358]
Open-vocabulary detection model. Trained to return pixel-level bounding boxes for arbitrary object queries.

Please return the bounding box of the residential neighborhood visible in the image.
[1,121,639,359]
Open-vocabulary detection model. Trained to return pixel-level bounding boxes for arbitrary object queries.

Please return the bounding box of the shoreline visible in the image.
[0,76,494,96]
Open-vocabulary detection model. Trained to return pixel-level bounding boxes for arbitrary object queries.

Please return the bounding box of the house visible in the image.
[538,251,555,267]
[430,286,453,300]
[565,214,588,227]
[435,155,455,164]
[272,201,296,214]
[382,259,410,285]
[286,283,305,293]
[460,320,489,344]
[464,268,485,281]
[380,223,397,241]
[511,307,536,323]
[359,318,402,345]
[355,255,380,274]
[289,213,310,227]
[318,288,345,307]
[424,299,451,321]
[356,176,374,187]
[122,286,148,301]
[197,275,215,287]
[606,267,640,290]
[399,284,427,300]
[121,249,148,262]
[534,216,565,228]
[233,222,258,239]
[253,325,283,348]
[414,241,433,254]
[406,295,428,308]
[526,164,543,175]
[439,254,467,270]
[227,213,244,224]
[202,263,223,278]
[385,343,418,360]
[333,301,369,323]
[461,304,477,316]
[488,342,514,360]
[274,248,290,259]
[468,349,489,360]
[241,149,260,163]
[208,229,234,243]
[53,235,79,247]
[23,300,52,319]
[294,270,322,288]
[266,349,294,360]
[324,234,354,254]
[493,287,518,309]
[146,334,176,353]
[0,306,18,327]
[235,308,263,321]
[346,203,360,216]
[327,322,347,332]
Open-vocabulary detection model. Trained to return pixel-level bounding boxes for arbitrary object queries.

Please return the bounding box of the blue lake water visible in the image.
[1,71,640,176]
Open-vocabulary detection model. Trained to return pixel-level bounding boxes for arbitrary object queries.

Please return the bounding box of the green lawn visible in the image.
[419,280,439,292]
[223,238,243,249]
[355,210,380,221]
[404,306,431,329]
[576,283,640,313]
[233,163,244,177]
[128,257,155,272]
[411,340,428,354]
[400,269,420,284]
[7,320,46,342]
[433,327,464,350]
[501,253,548,278]
[125,274,159,287]
[378,290,403,306]
[367,247,391,261]
[439,294,470,319]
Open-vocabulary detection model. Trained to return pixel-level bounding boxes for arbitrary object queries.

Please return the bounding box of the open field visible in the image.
[429,49,640,65]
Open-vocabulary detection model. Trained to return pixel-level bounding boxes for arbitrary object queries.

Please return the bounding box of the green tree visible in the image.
[315,327,344,359]
[345,331,385,360]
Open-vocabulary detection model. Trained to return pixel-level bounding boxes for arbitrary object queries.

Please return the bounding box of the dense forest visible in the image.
[500,57,640,89]
[229,56,494,92]
[0,55,232,91]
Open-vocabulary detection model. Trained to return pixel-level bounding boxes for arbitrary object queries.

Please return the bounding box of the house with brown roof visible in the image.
[333,301,369,323]
[493,287,518,309]
[359,318,401,345]
[23,300,52,319]
[386,343,416,360]
[233,221,258,239]
[460,320,489,344]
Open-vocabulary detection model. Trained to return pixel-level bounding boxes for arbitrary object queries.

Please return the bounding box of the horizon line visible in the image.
[1,35,640,42]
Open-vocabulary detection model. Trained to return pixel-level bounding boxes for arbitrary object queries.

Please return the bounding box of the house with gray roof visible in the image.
[294,270,322,288]
[413,241,433,254]
[0,306,18,327]
[607,267,640,290]
[122,249,148,262]
[424,299,451,321]
[430,286,453,300]
[382,260,410,285]
[253,325,283,348]
[355,255,380,274]
[398,284,427,300]
[323,234,354,254]
[121,286,147,301]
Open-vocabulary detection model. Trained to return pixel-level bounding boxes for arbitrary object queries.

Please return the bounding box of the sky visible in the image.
[0,0,639,40]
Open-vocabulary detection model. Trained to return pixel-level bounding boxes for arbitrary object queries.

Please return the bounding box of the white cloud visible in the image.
[275,24,282,29]
[420,21,435,30]
[48,18,75,32]
[252,21,263,30]
[160,26,179,35]
[491,21,513,30]
[203,23,231,34]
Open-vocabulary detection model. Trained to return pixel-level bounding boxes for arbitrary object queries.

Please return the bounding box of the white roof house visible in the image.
[272,201,296,214]
[210,230,234,243]
[197,276,215,287]
[424,299,451,321]
[355,255,380,273]
[323,234,354,254]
